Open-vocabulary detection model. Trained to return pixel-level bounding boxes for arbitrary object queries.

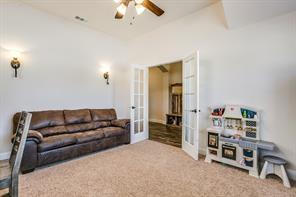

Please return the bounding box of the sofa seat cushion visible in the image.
[38,134,77,152]
[102,127,125,138]
[74,130,105,144]
[37,125,67,137]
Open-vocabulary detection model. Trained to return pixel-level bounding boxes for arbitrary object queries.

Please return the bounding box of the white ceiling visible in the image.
[22,0,218,41]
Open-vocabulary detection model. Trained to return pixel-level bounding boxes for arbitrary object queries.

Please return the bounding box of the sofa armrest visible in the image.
[11,130,43,144]
[111,119,130,129]
[111,119,130,144]
[27,130,43,144]
[21,140,38,173]
[11,130,40,173]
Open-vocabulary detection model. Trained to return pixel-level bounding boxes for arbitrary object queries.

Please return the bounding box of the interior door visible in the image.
[130,66,148,144]
[182,52,199,160]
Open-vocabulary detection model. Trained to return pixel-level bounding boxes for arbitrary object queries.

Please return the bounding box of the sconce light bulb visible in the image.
[10,50,21,59]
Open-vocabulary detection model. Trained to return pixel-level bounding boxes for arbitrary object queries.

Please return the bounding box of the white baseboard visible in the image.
[149,119,166,125]
[199,148,206,156]
[0,152,10,160]
[287,168,296,181]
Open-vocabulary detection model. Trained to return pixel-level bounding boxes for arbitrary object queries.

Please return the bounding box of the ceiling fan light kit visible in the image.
[113,0,164,19]
[135,0,144,4]
[135,4,146,15]
[117,3,127,15]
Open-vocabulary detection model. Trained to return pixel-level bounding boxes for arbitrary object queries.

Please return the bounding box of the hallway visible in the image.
[149,122,182,148]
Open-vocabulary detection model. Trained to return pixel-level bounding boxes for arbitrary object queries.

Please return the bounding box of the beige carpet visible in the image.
[0,140,295,197]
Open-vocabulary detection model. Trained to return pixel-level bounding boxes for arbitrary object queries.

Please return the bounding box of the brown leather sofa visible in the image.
[13,109,130,173]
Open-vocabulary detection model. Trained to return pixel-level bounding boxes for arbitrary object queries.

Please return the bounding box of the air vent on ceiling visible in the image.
[158,65,168,72]
[75,16,87,22]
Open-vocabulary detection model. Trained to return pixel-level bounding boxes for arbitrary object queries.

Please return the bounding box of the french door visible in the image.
[130,66,148,144]
[182,52,200,160]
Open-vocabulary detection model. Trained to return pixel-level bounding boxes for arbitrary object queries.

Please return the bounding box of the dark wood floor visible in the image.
[149,122,182,148]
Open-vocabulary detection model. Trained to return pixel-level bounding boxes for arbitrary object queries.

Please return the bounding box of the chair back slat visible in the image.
[9,111,32,176]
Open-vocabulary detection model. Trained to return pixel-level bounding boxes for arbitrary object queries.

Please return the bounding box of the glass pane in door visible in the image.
[134,82,139,93]
[134,121,139,134]
[139,120,144,133]
[134,69,139,81]
[183,58,196,146]
[133,68,145,135]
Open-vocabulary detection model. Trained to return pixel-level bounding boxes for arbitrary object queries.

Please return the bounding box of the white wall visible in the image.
[127,2,296,172]
[148,67,168,123]
[168,62,182,85]
[113,66,131,119]
[0,1,128,157]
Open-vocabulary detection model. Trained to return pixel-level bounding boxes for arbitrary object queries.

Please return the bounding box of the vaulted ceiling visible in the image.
[222,0,296,28]
[22,0,296,41]
[23,0,218,40]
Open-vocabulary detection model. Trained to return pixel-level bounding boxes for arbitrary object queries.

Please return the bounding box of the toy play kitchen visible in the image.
[205,105,275,178]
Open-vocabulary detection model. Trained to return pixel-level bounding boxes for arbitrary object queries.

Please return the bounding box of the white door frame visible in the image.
[130,65,149,144]
[130,53,199,155]
[137,59,182,143]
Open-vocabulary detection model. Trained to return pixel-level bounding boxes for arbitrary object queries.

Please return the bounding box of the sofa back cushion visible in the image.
[12,108,118,135]
[66,122,96,133]
[90,109,117,122]
[13,110,64,133]
[17,110,65,130]
[64,109,91,124]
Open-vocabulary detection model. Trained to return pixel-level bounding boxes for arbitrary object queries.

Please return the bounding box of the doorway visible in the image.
[148,61,183,148]
[130,52,200,160]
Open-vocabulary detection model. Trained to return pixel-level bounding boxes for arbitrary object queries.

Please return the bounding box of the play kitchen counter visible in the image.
[205,105,275,178]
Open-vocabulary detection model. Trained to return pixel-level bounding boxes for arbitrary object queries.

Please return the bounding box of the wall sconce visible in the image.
[100,63,111,85]
[10,51,21,78]
[103,72,110,85]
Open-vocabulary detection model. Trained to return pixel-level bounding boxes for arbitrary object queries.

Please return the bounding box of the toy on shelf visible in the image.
[205,105,275,178]
[211,107,225,116]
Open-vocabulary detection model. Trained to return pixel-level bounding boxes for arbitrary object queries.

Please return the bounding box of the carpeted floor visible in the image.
[0,140,295,197]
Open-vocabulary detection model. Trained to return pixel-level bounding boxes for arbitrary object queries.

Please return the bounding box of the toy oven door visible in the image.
[208,132,219,149]
[222,143,236,160]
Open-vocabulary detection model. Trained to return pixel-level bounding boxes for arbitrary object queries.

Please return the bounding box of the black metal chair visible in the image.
[0,112,32,197]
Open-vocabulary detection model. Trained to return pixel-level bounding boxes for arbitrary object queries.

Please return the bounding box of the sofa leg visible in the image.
[21,168,35,174]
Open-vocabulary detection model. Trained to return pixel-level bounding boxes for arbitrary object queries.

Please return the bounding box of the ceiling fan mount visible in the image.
[113,0,164,19]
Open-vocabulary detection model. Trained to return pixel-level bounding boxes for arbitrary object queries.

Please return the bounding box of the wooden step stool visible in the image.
[260,155,291,188]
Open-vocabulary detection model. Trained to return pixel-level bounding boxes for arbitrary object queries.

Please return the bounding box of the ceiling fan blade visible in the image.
[115,11,124,19]
[142,0,164,16]
[114,0,131,19]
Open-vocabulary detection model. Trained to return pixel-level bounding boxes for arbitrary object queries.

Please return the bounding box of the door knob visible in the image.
[131,106,136,109]
[190,109,197,113]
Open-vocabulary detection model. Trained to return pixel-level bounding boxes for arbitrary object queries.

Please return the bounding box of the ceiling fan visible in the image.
[113,0,165,19]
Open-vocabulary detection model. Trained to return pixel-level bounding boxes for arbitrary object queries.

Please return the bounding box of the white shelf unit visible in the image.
[205,105,260,178]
